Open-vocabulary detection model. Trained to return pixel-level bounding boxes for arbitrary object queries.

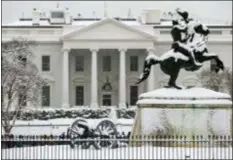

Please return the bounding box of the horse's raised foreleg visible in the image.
[136,56,160,84]
[198,53,224,72]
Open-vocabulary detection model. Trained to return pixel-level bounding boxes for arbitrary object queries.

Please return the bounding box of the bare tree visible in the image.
[223,68,233,99]
[1,38,47,134]
[197,68,232,98]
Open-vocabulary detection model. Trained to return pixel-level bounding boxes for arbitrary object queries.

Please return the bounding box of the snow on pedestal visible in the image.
[130,87,232,146]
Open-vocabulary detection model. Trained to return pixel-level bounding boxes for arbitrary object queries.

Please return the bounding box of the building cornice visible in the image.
[154,25,232,29]
[18,17,138,21]
[2,26,63,28]
[156,40,232,44]
[61,38,156,42]
[60,17,155,40]
[3,25,231,29]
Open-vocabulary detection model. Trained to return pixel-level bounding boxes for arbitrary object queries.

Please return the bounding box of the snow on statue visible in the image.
[136,8,224,89]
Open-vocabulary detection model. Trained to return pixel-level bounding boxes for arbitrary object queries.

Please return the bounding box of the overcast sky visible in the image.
[2,1,232,24]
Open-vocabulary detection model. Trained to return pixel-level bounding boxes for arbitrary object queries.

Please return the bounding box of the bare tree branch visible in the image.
[1,38,48,134]
[197,68,232,99]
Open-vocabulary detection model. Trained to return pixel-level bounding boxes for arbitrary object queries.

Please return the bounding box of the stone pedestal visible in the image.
[130,87,232,147]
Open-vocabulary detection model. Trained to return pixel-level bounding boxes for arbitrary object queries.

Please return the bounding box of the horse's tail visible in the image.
[136,54,160,84]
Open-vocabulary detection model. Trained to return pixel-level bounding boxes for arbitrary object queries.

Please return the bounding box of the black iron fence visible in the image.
[1,134,232,160]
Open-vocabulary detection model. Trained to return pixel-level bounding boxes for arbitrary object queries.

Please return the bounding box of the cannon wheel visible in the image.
[67,118,88,148]
[94,120,118,148]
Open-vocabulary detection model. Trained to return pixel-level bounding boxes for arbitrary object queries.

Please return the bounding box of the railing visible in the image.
[1,134,232,160]
[4,123,132,128]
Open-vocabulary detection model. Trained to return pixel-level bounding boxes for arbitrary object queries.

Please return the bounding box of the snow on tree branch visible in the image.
[197,68,232,98]
[1,37,48,134]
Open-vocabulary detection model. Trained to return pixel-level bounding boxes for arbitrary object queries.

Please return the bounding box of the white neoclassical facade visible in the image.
[2,8,232,108]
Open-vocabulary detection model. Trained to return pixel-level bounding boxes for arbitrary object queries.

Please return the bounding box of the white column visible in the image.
[147,48,155,91]
[62,48,70,108]
[119,48,127,108]
[90,48,99,108]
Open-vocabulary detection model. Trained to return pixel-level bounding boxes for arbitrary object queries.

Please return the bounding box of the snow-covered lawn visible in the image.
[2,145,232,159]
[4,118,134,135]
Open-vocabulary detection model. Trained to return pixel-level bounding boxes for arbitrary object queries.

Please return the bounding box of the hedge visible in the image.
[4,107,136,121]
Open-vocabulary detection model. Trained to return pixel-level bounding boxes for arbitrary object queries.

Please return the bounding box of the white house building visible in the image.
[2,7,232,108]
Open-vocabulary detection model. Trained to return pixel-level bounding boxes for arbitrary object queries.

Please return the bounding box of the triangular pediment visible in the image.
[61,18,156,41]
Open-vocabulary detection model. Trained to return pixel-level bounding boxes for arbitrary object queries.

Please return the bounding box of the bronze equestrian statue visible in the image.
[136,8,224,89]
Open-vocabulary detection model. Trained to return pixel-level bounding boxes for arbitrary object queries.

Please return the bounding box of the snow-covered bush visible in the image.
[3,107,137,121]
[197,68,232,98]
[117,108,136,119]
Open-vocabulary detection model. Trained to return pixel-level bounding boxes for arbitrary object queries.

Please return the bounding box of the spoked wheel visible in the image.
[94,120,118,149]
[67,118,88,148]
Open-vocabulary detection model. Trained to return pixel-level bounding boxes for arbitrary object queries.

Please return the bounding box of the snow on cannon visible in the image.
[67,118,118,149]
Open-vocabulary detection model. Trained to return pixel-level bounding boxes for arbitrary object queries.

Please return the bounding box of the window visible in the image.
[1,86,3,105]
[8,91,12,101]
[210,30,222,35]
[210,59,217,72]
[130,56,138,71]
[102,94,111,106]
[51,12,64,18]
[42,56,50,71]
[75,56,84,71]
[42,86,50,106]
[130,86,138,105]
[76,86,84,105]
[159,81,167,88]
[183,78,197,88]
[103,56,111,72]
[160,30,170,35]
[18,86,26,106]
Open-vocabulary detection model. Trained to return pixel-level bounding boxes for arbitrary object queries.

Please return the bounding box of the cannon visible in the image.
[67,118,118,149]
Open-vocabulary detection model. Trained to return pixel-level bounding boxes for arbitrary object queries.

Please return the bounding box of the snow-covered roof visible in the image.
[137,87,232,105]
[5,20,51,26]
[3,19,143,27]
[3,18,231,27]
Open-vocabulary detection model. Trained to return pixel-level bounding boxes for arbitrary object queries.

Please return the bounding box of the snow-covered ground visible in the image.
[2,145,232,159]
[4,118,134,135]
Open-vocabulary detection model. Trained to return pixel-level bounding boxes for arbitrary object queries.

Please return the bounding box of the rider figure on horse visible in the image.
[176,8,210,37]
[175,8,210,51]
[135,8,224,89]
[171,9,203,68]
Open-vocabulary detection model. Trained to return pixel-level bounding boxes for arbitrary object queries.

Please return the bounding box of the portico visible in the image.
[60,18,157,107]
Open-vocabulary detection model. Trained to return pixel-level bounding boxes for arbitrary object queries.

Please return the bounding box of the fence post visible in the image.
[139,134,142,147]
[224,135,227,157]
[184,135,190,159]
[220,135,223,158]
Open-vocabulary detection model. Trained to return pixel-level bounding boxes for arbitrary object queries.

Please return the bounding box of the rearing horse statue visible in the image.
[136,20,224,89]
